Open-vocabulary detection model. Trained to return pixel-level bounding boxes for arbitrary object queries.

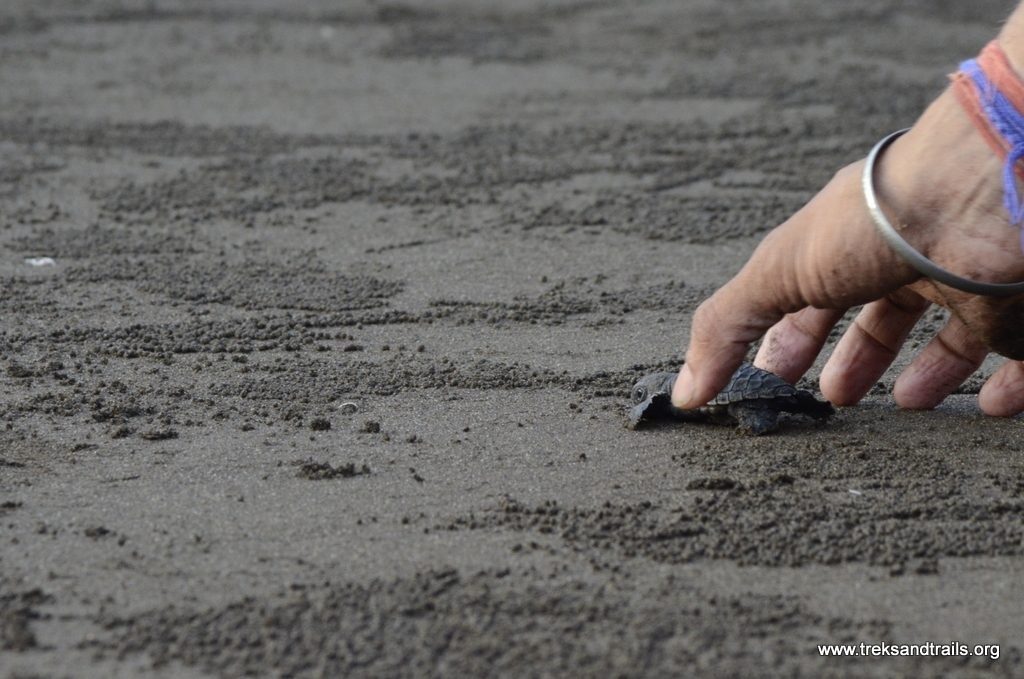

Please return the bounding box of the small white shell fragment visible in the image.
[848,489,863,496]
[24,257,56,267]
[337,401,359,414]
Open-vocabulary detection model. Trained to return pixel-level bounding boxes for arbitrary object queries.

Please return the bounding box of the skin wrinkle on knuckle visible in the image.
[931,329,985,369]
[698,289,765,345]
[850,320,900,361]
[794,247,843,311]
[784,312,823,345]
[902,331,984,401]
[749,231,815,313]
[780,308,841,352]
[686,300,732,372]
[793,198,860,310]
[884,291,929,317]
[852,296,927,352]
[689,300,718,351]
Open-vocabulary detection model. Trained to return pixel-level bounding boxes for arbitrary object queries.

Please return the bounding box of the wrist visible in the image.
[998,6,1024,75]
[883,89,1020,285]
[874,91,975,259]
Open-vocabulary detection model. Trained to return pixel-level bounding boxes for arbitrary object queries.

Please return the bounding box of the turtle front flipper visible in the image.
[628,391,670,429]
[727,402,780,435]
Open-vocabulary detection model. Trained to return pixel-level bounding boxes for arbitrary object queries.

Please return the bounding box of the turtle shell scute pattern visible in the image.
[708,363,798,405]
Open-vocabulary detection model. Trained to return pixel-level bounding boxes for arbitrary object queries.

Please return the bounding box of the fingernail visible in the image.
[671,365,696,408]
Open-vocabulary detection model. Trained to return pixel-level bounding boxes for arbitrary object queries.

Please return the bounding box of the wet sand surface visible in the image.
[2,1,1023,677]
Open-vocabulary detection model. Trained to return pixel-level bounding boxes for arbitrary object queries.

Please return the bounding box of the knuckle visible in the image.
[829,162,860,187]
[690,298,718,338]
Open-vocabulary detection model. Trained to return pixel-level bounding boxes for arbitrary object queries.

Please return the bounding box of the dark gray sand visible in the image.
[2,1,1023,677]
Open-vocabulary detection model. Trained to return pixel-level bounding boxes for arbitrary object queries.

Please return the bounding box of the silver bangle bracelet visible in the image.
[862,128,1024,297]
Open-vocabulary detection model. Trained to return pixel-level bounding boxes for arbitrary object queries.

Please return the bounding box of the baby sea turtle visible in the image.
[628,362,834,435]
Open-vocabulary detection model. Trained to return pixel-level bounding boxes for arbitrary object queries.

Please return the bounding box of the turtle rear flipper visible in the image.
[727,402,780,435]
[791,391,835,420]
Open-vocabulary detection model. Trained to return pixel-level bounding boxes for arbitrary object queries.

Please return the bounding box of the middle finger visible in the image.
[820,289,930,405]
[754,307,845,383]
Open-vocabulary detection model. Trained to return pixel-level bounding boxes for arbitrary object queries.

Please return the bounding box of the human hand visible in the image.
[671,87,1024,417]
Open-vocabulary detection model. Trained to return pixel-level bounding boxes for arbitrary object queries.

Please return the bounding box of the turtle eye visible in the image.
[632,386,647,403]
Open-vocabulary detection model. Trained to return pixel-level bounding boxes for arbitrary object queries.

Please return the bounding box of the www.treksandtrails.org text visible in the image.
[818,642,1000,660]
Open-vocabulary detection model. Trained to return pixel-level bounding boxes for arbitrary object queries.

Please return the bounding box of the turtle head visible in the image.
[630,372,676,405]
[627,372,679,429]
